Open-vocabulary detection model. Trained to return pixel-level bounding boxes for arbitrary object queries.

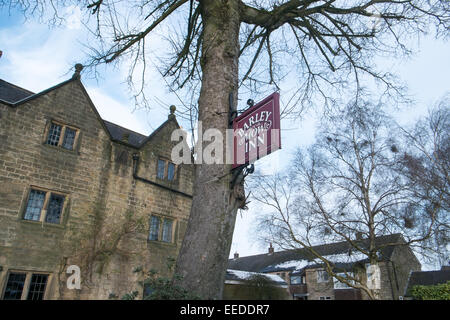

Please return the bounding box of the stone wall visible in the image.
[0,79,193,299]
[304,268,335,300]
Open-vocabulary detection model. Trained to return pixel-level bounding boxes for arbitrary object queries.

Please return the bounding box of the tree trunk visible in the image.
[173,0,241,299]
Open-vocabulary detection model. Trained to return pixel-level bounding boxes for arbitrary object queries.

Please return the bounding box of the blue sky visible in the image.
[1,6,449,261]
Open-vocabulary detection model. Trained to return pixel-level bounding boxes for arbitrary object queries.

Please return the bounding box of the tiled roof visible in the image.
[0,78,178,149]
[103,120,148,148]
[228,234,404,273]
[0,79,34,103]
[225,269,287,286]
[405,269,450,296]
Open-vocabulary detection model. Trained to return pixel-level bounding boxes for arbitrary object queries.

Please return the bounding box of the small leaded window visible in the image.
[62,127,77,150]
[45,194,65,224]
[157,159,166,179]
[149,216,161,241]
[27,274,48,300]
[162,219,173,242]
[46,123,62,146]
[148,215,175,243]
[46,121,78,151]
[167,163,175,181]
[156,158,176,181]
[23,188,66,224]
[2,272,49,300]
[23,189,46,221]
[2,272,26,300]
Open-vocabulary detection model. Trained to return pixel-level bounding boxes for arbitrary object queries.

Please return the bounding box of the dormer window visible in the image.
[157,158,176,181]
[290,275,305,285]
[46,121,79,151]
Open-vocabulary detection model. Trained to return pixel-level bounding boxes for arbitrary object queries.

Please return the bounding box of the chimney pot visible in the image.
[268,243,274,254]
[233,252,239,259]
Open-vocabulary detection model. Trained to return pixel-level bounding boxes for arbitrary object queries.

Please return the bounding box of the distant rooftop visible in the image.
[225,269,287,287]
[0,79,34,104]
[228,234,406,274]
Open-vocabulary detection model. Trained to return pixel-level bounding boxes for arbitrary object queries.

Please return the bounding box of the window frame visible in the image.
[22,186,67,225]
[155,158,177,181]
[161,218,173,243]
[148,214,176,244]
[44,120,80,151]
[317,270,330,283]
[333,272,354,289]
[148,215,161,241]
[290,275,305,285]
[1,270,51,300]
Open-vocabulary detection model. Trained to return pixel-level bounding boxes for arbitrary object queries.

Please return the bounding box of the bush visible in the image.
[410,281,450,300]
[120,257,200,300]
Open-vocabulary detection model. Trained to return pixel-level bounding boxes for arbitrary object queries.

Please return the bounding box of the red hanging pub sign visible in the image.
[232,92,281,168]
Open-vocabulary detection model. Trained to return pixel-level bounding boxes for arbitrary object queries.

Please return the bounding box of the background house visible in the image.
[228,234,421,300]
[0,72,193,300]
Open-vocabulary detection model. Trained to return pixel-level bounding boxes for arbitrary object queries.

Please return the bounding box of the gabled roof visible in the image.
[0,77,180,149]
[0,79,34,104]
[228,234,405,274]
[405,269,450,296]
[103,120,148,148]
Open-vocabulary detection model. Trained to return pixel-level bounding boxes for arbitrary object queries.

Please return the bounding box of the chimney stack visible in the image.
[233,252,239,260]
[268,243,274,254]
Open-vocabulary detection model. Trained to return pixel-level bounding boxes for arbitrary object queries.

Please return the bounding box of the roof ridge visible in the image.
[102,119,149,138]
[2,78,76,106]
[233,233,403,260]
[2,77,181,150]
[0,79,35,95]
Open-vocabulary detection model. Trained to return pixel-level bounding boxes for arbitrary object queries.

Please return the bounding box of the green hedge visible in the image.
[410,281,450,300]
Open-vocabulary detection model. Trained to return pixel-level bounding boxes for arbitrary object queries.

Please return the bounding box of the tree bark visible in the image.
[173,0,241,299]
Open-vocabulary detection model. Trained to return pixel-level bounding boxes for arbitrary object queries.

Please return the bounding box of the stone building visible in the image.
[0,71,193,300]
[228,234,422,300]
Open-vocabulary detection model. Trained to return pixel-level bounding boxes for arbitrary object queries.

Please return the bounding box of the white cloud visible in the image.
[0,21,83,91]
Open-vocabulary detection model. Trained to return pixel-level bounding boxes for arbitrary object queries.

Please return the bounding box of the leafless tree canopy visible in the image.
[397,96,450,266]
[4,0,449,115]
[250,98,449,298]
